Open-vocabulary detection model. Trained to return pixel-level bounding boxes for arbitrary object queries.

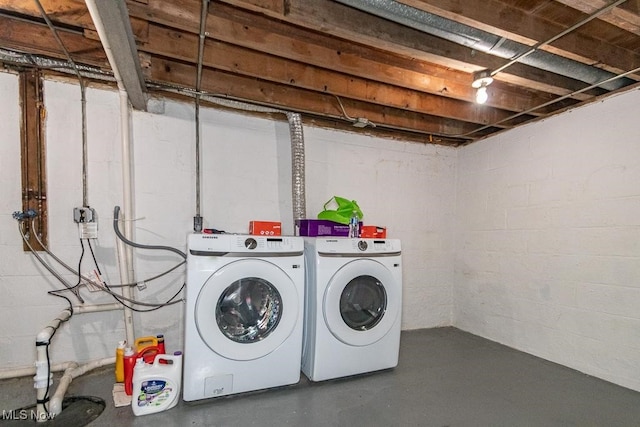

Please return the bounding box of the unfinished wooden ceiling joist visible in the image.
[0,0,638,145]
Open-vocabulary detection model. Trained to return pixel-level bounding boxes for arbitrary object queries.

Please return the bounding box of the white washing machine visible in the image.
[183,233,304,402]
[302,237,402,382]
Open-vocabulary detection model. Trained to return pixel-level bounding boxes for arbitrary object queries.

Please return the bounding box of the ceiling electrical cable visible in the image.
[33,0,89,206]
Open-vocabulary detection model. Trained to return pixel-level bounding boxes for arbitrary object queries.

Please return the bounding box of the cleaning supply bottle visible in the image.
[349,210,359,238]
[131,351,183,416]
[123,347,137,396]
[115,340,126,383]
[156,334,165,354]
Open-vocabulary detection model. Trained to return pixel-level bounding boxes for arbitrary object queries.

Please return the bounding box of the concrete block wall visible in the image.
[0,73,456,370]
[2,69,638,393]
[455,88,640,392]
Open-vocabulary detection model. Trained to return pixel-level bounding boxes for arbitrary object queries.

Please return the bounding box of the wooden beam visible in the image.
[0,0,149,41]
[147,58,486,138]
[19,70,48,252]
[139,24,529,126]
[125,0,569,112]
[0,15,107,67]
[215,0,604,100]
[398,0,640,77]
[555,0,640,38]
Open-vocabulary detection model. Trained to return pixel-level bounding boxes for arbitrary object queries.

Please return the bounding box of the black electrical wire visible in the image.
[75,238,85,288]
[113,206,187,259]
[87,238,102,275]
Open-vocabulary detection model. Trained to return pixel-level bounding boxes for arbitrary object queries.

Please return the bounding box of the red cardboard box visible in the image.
[296,219,361,237]
[249,221,282,236]
[360,225,387,238]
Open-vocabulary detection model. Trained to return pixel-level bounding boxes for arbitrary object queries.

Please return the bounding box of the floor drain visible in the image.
[1,396,105,426]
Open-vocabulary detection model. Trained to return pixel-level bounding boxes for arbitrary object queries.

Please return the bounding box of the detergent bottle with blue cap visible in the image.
[131,351,183,416]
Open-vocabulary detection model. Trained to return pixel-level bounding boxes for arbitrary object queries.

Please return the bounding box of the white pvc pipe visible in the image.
[48,357,115,416]
[0,361,75,380]
[85,0,136,347]
[118,90,136,347]
[73,303,123,314]
[34,309,72,422]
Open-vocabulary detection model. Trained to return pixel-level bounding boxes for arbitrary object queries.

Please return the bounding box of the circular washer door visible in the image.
[196,258,299,361]
[323,258,400,347]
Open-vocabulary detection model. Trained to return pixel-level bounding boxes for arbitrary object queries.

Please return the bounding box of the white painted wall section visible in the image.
[0,74,456,371]
[455,88,640,392]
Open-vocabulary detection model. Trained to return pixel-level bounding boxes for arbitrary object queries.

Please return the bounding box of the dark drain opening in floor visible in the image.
[1,396,105,426]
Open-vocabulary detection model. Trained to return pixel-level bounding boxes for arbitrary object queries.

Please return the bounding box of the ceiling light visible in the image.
[475,86,489,104]
[472,69,493,104]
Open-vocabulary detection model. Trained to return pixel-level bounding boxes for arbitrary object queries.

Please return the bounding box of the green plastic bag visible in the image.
[317,196,363,225]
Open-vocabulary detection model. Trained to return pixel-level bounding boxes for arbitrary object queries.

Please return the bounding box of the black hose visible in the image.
[113,206,186,259]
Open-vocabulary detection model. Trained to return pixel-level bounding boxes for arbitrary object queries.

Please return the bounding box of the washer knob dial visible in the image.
[245,238,257,249]
[357,240,368,251]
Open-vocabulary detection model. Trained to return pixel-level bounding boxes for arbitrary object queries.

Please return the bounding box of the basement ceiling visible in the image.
[0,0,639,145]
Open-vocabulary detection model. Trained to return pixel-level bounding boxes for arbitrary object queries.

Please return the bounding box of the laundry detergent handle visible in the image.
[134,336,158,353]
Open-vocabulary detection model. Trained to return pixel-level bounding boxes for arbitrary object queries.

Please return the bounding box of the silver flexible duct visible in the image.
[287,112,306,220]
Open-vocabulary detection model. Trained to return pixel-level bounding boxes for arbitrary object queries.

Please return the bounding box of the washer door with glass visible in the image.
[323,258,400,347]
[195,258,299,361]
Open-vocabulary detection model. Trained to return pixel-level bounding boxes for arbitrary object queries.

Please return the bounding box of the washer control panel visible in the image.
[188,233,303,254]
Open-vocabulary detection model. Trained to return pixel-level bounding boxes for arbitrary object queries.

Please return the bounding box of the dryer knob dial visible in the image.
[357,240,368,251]
[245,238,257,249]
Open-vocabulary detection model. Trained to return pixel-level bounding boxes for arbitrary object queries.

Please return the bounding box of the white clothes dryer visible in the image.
[302,238,402,382]
[183,233,304,402]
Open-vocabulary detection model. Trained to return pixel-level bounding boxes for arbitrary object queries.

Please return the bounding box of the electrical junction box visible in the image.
[74,207,98,239]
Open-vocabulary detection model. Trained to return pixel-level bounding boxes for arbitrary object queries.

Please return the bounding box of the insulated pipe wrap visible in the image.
[287,112,306,220]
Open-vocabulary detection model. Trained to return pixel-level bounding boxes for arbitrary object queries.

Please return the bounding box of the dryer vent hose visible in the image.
[287,112,306,220]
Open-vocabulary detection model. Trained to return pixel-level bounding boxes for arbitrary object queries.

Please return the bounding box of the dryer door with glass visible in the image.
[323,258,400,346]
[195,258,299,361]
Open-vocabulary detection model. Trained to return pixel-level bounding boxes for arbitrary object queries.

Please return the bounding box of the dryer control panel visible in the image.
[312,237,401,256]
[188,233,303,256]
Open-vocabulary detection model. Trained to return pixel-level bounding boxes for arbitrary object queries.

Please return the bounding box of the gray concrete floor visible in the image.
[2,327,640,426]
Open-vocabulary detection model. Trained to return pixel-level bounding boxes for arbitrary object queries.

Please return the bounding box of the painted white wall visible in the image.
[0,74,456,371]
[455,88,640,392]
[3,69,638,393]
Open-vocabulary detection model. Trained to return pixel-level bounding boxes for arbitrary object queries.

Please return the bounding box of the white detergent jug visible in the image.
[131,351,183,416]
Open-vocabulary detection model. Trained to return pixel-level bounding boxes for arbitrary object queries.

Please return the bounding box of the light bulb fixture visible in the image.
[475,86,489,104]
[472,69,493,104]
